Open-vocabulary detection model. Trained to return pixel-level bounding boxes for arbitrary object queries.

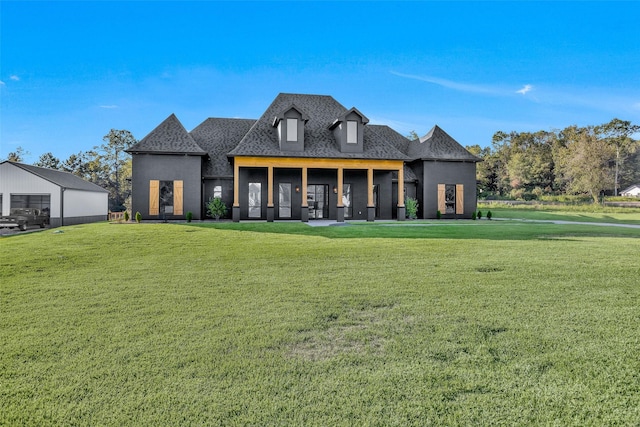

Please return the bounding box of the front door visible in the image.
[307,184,329,219]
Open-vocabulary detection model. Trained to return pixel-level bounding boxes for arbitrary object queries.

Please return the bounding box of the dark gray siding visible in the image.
[131,154,203,220]
[203,178,234,219]
[421,160,477,219]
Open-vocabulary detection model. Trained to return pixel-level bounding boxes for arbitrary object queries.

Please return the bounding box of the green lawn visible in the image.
[478,203,640,225]
[1,219,639,425]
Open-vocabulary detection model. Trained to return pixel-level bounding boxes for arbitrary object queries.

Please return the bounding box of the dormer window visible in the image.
[347,121,358,144]
[287,118,298,142]
[273,104,309,152]
[329,107,369,153]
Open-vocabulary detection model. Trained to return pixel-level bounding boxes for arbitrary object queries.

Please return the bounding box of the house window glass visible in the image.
[347,121,358,143]
[160,181,174,214]
[213,185,222,199]
[343,184,352,218]
[278,183,291,218]
[287,118,298,142]
[248,182,261,218]
[445,184,456,214]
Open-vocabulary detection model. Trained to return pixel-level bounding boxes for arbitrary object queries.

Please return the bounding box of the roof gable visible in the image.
[620,184,640,194]
[127,114,206,155]
[272,103,310,126]
[228,93,408,160]
[329,107,370,130]
[2,161,109,192]
[407,125,480,162]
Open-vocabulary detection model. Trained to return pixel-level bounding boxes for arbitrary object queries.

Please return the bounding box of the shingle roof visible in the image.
[228,93,409,160]
[127,114,206,155]
[407,125,481,162]
[127,95,479,173]
[369,125,417,181]
[3,161,109,192]
[190,118,256,177]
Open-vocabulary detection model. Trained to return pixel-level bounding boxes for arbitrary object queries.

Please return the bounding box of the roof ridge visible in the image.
[127,113,206,154]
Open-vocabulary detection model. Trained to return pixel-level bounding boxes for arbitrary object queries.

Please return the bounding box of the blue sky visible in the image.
[2,1,639,163]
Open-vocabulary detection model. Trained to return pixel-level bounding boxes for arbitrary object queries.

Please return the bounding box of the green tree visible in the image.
[556,126,615,203]
[595,119,640,195]
[6,146,30,162]
[466,144,496,197]
[207,197,227,220]
[33,152,62,169]
[62,150,108,185]
[406,130,420,141]
[97,129,136,210]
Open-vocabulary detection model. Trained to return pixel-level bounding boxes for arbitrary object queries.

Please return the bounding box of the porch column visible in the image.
[267,165,274,222]
[367,167,375,222]
[232,160,240,222]
[301,166,308,222]
[336,167,344,222]
[397,165,406,221]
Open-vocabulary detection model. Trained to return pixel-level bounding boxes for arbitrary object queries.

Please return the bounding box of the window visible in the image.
[160,181,174,214]
[286,118,298,142]
[248,182,261,218]
[149,180,183,216]
[347,121,358,143]
[437,184,464,215]
[343,184,352,218]
[213,185,222,199]
[445,184,455,214]
[278,183,291,218]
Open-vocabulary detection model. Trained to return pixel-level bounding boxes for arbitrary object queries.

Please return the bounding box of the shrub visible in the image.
[135,211,142,223]
[477,210,482,219]
[471,211,477,220]
[487,210,492,220]
[436,210,441,220]
[124,211,130,222]
[207,197,227,220]
[186,211,193,223]
[405,197,419,219]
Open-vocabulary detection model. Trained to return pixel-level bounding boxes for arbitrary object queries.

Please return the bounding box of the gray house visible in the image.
[127,93,480,222]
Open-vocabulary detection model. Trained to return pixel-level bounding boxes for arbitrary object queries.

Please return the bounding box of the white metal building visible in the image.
[0,161,109,227]
[620,184,640,198]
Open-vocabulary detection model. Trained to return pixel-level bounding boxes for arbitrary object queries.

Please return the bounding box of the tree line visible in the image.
[6,130,136,211]
[465,118,640,203]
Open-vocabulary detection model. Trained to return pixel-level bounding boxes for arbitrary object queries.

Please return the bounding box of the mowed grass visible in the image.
[478,203,640,225]
[1,220,640,426]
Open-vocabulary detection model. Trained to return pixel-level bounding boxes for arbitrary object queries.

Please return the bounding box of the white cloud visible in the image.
[391,71,497,95]
[0,81,5,86]
[10,75,20,81]
[99,105,118,109]
[516,84,533,95]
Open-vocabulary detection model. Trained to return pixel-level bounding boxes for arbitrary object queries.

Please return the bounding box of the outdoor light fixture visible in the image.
[295,185,300,193]
[333,186,337,194]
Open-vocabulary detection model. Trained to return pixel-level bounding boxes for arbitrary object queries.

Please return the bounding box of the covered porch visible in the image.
[231,157,406,222]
